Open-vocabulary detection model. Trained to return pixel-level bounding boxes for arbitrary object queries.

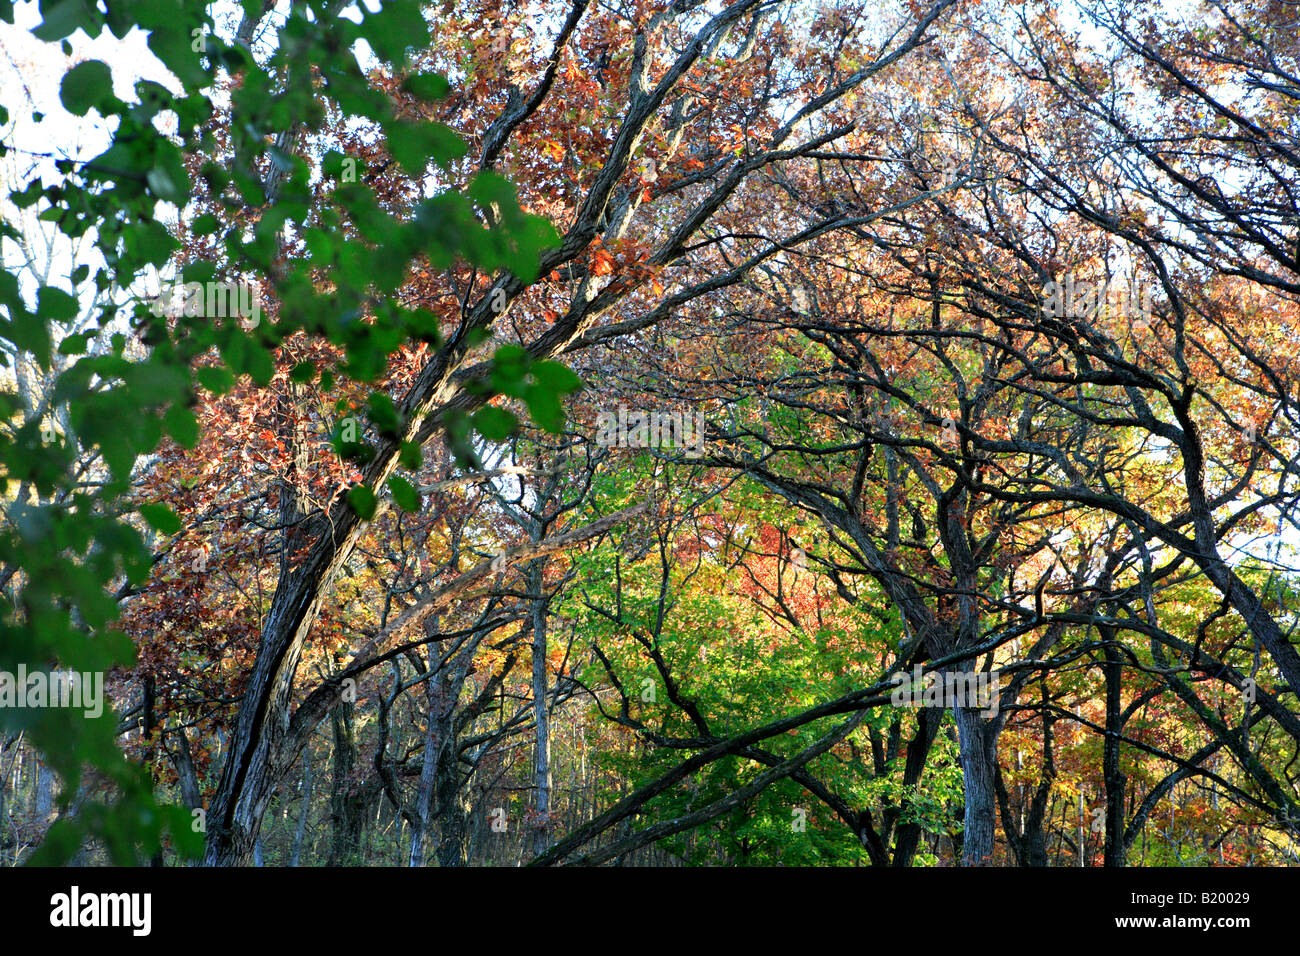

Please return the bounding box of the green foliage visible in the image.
[58,59,113,116]
[565,468,964,865]
[0,0,562,862]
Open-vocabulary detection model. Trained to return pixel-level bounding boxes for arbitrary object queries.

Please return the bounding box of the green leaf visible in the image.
[196,365,235,393]
[192,213,220,235]
[146,23,208,87]
[403,72,450,100]
[473,405,518,441]
[244,341,274,386]
[489,344,529,395]
[399,440,422,471]
[139,503,181,535]
[388,475,420,512]
[161,804,204,860]
[60,59,112,116]
[523,385,566,433]
[126,220,178,268]
[33,0,97,42]
[37,285,78,322]
[366,391,402,436]
[348,483,377,520]
[361,1,429,64]
[58,331,92,355]
[532,360,583,395]
[386,120,466,176]
[163,405,199,449]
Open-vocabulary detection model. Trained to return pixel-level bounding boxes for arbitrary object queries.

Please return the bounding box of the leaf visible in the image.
[399,440,423,471]
[196,365,235,393]
[33,0,97,42]
[139,503,181,535]
[60,59,112,116]
[161,804,204,860]
[366,391,402,436]
[403,72,450,100]
[473,405,518,440]
[361,1,430,64]
[488,344,530,396]
[523,385,565,433]
[388,475,421,512]
[386,120,466,175]
[125,220,178,268]
[532,360,583,395]
[348,483,377,520]
[162,405,199,448]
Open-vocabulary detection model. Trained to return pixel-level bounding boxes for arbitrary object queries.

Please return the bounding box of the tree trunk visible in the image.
[435,774,470,867]
[408,634,447,867]
[528,559,552,857]
[996,709,1055,867]
[290,745,313,866]
[327,698,367,866]
[1102,638,1127,866]
[889,706,941,866]
[953,702,998,866]
[34,761,55,820]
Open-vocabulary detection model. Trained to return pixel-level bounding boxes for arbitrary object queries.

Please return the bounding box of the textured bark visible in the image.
[170,730,203,813]
[326,699,370,866]
[289,746,313,867]
[434,764,470,867]
[34,761,55,820]
[408,618,458,868]
[407,668,442,867]
[528,559,552,857]
[954,703,998,866]
[1102,638,1128,866]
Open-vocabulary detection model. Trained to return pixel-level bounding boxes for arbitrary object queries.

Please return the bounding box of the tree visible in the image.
[0,0,559,863]
[8,0,1297,870]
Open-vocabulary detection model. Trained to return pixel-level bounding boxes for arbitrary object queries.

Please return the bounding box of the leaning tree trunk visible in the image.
[203,367,330,866]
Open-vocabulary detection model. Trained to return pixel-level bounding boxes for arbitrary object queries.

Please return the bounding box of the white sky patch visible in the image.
[1,2,175,165]
[1,2,180,317]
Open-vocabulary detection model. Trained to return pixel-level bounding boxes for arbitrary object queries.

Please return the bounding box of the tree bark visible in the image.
[1102,637,1128,866]
[408,622,448,867]
[528,558,552,857]
[953,702,998,866]
[290,745,313,866]
[326,698,369,866]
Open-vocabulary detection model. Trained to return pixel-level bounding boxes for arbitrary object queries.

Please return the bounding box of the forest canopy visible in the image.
[0,0,1298,870]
